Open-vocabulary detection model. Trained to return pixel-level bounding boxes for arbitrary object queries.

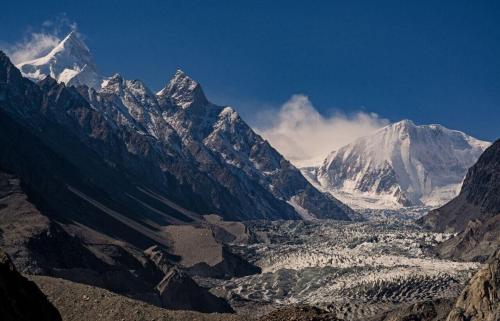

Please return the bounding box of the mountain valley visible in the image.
[0,29,498,321]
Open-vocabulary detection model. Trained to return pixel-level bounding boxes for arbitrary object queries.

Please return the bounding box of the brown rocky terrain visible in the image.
[30,275,245,321]
[163,224,260,279]
[446,251,500,321]
[257,305,341,321]
[155,267,233,313]
[367,299,455,321]
[0,168,245,313]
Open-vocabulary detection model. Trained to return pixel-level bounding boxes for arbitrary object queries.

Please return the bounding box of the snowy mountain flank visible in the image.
[304,120,489,210]
[17,31,103,89]
[12,32,353,221]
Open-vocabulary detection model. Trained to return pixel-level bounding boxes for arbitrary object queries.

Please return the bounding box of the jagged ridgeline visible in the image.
[0,32,351,315]
[3,31,354,221]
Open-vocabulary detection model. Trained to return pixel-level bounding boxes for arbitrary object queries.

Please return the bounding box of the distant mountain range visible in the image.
[303,120,489,210]
[10,31,353,221]
[0,32,357,313]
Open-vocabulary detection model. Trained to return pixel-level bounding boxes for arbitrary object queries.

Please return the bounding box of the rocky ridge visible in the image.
[15,32,354,221]
[421,140,500,261]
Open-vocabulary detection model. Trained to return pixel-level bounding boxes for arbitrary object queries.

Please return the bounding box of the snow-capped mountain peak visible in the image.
[2,34,355,221]
[16,31,103,89]
[100,73,125,93]
[51,31,91,57]
[312,120,490,210]
[394,118,414,126]
[157,69,208,108]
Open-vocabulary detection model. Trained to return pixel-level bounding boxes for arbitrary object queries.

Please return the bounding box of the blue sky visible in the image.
[1,0,499,149]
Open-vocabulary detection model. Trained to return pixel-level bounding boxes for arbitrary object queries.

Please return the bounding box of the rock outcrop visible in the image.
[156,267,234,313]
[446,251,500,321]
[421,140,500,261]
[0,249,62,321]
[161,225,261,279]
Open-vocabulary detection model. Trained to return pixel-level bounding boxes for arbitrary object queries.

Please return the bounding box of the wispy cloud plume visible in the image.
[1,14,77,64]
[254,94,389,167]
[4,33,61,64]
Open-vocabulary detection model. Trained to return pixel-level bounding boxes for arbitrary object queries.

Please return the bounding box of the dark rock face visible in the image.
[156,268,234,313]
[143,245,234,312]
[422,140,500,233]
[420,140,500,261]
[0,248,62,321]
[446,251,500,321]
[436,215,500,262]
[461,140,500,215]
[155,70,353,220]
[0,169,161,305]
[185,245,261,279]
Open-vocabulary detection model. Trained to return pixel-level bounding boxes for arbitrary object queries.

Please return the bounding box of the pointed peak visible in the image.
[100,73,126,93]
[170,69,199,88]
[174,69,187,77]
[37,75,59,89]
[109,73,124,82]
[52,31,90,56]
[127,78,155,96]
[101,74,123,88]
[386,119,416,131]
[0,50,13,68]
[394,119,415,126]
[157,69,208,108]
[62,30,77,42]
[0,50,8,60]
[15,30,102,89]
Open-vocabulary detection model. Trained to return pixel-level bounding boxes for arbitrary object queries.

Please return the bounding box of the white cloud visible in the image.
[1,14,77,64]
[4,33,61,64]
[255,94,389,167]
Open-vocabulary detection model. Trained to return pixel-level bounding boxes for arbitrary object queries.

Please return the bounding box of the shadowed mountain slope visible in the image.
[421,140,500,261]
